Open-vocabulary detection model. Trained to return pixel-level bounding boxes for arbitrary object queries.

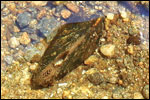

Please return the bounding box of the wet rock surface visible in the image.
[1,1,149,99]
[37,17,60,38]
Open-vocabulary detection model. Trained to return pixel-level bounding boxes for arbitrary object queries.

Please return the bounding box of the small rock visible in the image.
[100,44,115,57]
[84,55,99,65]
[62,90,72,99]
[142,85,149,99]
[101,96,109,99]
[13,25,20,32]
[24,44,44,62]
[7,3,16,12]
[86,68,105,85]
[127,45,134,54]
[37,17,60,38]
[4,55,13,65]
[19,32,31,45]
[30,63,38,72]
[9,37,20,48]
[133,92,144,99]
[1,86,8,96]
[106,13,114,20]
[112,87,123,99]
[16,12,32,28]
[127,35,141,45]
[1,3,4,10]
[61,9,71,19]
[120,11,127,19]
[52,1,67,5]
[20,67,31,85]
[27,7,38,18]
[31,1,48,6]
[65,3,79,13]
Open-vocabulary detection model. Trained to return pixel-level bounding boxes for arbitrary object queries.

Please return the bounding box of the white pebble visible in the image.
[107,13,114,20]
[58,83,68,87]
[9,37,20,48]
[120,11,127,19]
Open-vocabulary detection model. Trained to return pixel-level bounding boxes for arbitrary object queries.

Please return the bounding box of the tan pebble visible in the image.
[86,68,97,75]
[19,32,31,45]
[31,1,48,6]
[127,45,134,54]
[84,55,99,65]
[100,44,115,57]
[101,96,109,99]
[20,67,31,85]
[133,92,144,99]
[7,3,16,12]
[14,25,20,32]
[65,3,79,13]
[118,80,123,85]
[37,9,46,20]
[1,86,8,96]
[61,9,71,19]
[138,62,144,68]
[30,63,38,71]
[29,19,38,28]
[106,13,114,20]
[123,18,129,22]
[62,91,72,99]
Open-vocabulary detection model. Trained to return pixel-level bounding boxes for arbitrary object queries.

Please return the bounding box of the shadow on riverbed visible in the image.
[118,1,149,16]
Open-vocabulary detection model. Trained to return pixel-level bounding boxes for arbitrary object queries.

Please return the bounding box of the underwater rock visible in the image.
[31,17,105,88]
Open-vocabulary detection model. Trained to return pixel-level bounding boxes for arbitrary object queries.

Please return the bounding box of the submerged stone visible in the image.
[31,17,105,88]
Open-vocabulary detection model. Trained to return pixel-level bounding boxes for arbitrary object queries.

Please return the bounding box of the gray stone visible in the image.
[16,12,32,28]
[37,17,61,38]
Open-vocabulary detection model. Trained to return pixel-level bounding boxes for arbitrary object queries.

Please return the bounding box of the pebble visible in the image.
[86,68,105,85]
[20,67,31,85]
[13,25,20,32]
[1,3,4,10]
[127,35,141,45]
[62,90,72,99]
[106,13,114,20]
[100,44,115,57]
[84,55,99,65]
[1,86,8,96]
[7,3,16,12]
[65,2,79,13]
[16,12,32,28]
[27,7,38,18]
[112,87,123,99]
[142,85,149,99]
[29,63,38,72]
[24,45,42,62]
[127,45,134,54]
[31,1,48,6]
[133,92,144,99]
[4,55,13,65]
[9,37,20,48]
[120,11,127,19]
[19,32,31,45]
[101,96,109,99]
[61,9,71,19]
[37,17,60,38]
